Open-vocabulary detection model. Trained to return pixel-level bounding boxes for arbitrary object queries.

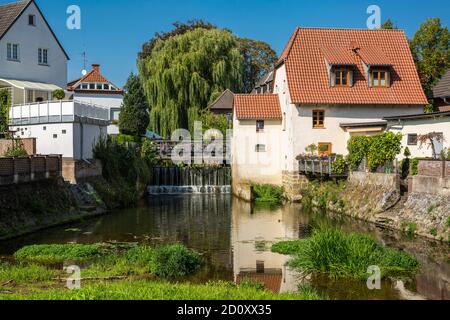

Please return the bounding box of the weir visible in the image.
[148,166,231,194]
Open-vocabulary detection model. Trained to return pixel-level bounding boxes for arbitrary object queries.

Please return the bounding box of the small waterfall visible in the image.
[148,167,231,195]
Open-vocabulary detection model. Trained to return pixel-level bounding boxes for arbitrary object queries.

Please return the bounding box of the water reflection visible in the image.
[0,195,448,300]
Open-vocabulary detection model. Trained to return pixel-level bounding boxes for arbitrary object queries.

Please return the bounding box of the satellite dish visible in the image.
[81,69,87,76]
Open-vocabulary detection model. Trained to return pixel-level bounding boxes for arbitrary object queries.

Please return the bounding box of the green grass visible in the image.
[429,228,438,237]
[427,204,440,215]
[0,280,320,300]
[252,185,284,205]
[401,222,418,237]
[447,216,450,228]
[271,228,420,280]
[0,263,56,284]
[14,244,101,263]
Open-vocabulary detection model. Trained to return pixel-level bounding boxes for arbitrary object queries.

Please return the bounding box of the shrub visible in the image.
[140,139,158,166]
[347,136,371,170]
[149,244,202,278]
[3,143,28,157]
[332,155,348,175]
[410,158,419,176]
[272,228,420,280]
[367,132,402,171]
[14,244,100,263]
[0,89,11,133]
[252,185,284,204]
[52,89,65,100]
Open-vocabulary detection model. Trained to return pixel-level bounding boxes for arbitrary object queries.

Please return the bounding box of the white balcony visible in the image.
[9,100,111,126]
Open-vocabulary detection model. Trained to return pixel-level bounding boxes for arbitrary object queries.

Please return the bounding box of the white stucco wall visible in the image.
[232,115,283,185]
[387,117,450,159]
[11,122,106,160]
[0,2,68,88]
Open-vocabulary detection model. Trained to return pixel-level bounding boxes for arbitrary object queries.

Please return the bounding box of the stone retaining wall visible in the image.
[282,171,309,202]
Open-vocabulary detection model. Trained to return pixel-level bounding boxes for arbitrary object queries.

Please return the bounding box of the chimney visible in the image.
[92,64,100,72]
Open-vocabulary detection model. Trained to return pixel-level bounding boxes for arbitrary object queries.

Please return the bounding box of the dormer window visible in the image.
[371,69,390,87]
[335,68,350,86]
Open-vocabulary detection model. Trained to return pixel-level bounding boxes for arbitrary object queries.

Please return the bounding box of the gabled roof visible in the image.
[68,64,123,94]
[278,27,428,106]
[209,89,234,111]
[233,94,282,120]
[0,0,69,60]
[433,68,450,99]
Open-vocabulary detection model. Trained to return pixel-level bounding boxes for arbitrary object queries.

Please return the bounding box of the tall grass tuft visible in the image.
[252,185,284,205]
[272,228,420,280]
[14,244,101,263]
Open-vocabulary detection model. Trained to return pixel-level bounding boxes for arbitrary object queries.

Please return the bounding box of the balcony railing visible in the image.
[8,100,110,125]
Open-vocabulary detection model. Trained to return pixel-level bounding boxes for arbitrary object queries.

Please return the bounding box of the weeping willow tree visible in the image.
[139,28,243,137]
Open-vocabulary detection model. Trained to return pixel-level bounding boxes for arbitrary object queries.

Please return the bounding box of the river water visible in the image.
[0,195,448,300]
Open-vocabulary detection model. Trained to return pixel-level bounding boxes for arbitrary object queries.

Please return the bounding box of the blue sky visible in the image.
[3,0,450,87]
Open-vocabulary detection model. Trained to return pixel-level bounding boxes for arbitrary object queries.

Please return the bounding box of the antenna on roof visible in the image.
[81,51,87,76]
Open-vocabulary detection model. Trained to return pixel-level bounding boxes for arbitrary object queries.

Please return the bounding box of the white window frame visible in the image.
[38,48,49,65]
[7,43,20,61]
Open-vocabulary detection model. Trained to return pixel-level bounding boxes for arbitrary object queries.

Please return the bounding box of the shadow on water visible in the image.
[0,195,448,300]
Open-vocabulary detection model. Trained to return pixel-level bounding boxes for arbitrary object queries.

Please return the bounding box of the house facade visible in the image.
[232,28,428,187]
[1,0,109,160]
[67,64,124,135]
[0,0,68,104]
[433,68,450,112]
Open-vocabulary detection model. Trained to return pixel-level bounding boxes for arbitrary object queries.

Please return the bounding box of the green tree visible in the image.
[410,18,450,95]
[139,28,243,137]
[119,73,149,136]
[381,19,397,30]
[239,38,277,93]
[0,89,11,134]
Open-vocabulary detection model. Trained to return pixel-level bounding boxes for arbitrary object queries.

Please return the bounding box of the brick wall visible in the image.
[62,159,102,184]
[0,139,36,156]
[0,156,62,185]
[418,160,449,177]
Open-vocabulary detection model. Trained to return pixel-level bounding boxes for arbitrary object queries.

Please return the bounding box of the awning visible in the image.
[340,121,387,133]
[0,79,62,91]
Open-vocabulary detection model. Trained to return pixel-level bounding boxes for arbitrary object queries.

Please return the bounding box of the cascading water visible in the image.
[148,167,231,194]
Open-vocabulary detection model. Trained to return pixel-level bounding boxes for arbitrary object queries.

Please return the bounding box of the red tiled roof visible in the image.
[321,46,356,65]
[67,64,122,94]
[233,94,282,120]
[280,28,428,105]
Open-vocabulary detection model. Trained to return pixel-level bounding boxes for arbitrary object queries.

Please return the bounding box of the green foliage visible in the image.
[401,222,418,237]
[149,244,202,278]
[252,184,284,204]
[0,89,11,133]
[447,216,450,228]
[346,133,402,171]
[14,244,100,263]
[427,203,440,214]
[199,111,229,136]
[0,263,55,284]
[139,27,243,137]
[2,280,320,300]
[305,143,318,155]
[116,134,141,144]
[140,139,159,166]
[119,73,149,137]
[52,89,65,100]
[381,19,398,30]
[239,38,277,93]
[424,103,435,114]
[3,143,28,157]
[332,155,348,175]
[404,147,411,158]
[93,137,151,207]
[301,181,346,213]
[410,18,450,95]
[429,228,438,237]
[410,158,419,176]
[272,228,420,280]
[346,136,371,170]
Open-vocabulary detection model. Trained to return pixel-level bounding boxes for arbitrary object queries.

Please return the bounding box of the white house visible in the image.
[67,64,124,135]
[232,28,428,187]
[0,0,68,104]
[0,0,108,160]
[385,111,450,159]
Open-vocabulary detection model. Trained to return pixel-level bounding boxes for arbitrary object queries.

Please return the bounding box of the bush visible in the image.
[149,244,202,278]
[3,143,28,157]
[252,185,284,204]
[272,228,420,280]
[52,89,65,100]
[0,89,11,133]
[14,244,101,263]
[347,136,371,170]
[332,155,348,175]
[410,158,419,176]
[301,181,346,212]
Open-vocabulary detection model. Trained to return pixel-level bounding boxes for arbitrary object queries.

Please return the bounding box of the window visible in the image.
[53,134,58,139]
[103,84,110,90]
[97,83,103,90]
[7,43,19,61]
[43,126,46,131]
[372,70,389,87]
[81,83,88,90]
[407,134,418,146]
[38,48,48,65]
[89,83,95,90]
[318,143,332,156]
[256,120,265,132]
[335,68,350,86]
[313,110,325,128]
[62,130,67,134]
[28,15,36,26]
[255,144,266,152]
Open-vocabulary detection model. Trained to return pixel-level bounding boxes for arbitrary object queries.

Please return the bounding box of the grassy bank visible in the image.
[0,280,321,300]
[0,243,321,300]
[272,228,420,280]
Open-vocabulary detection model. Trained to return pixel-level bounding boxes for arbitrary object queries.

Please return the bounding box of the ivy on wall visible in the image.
[0,89,11,134]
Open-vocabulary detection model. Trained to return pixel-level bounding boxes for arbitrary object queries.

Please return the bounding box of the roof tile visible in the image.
[234,94,282,120]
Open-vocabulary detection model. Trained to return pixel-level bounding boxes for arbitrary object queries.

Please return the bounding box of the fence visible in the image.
[0,155,62,185]
[297,155,347,177]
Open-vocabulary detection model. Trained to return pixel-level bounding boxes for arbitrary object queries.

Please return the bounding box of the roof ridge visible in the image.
[296,26,406,32]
